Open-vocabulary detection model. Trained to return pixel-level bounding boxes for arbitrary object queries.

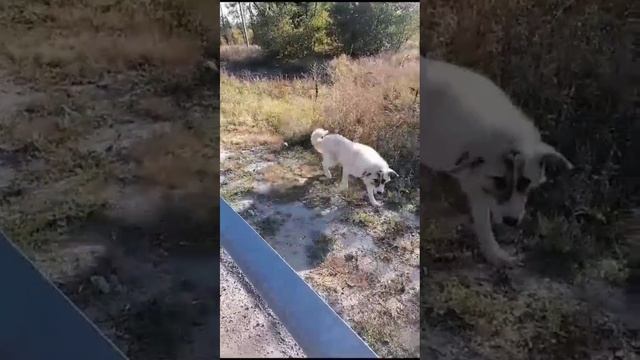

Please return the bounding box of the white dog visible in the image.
[420,58,573,267]
[311,128,398,206]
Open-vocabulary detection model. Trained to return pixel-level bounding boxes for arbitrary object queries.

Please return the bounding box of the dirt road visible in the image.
[220,249,305,358]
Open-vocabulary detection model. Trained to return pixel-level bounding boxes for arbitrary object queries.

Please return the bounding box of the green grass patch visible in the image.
[220,74,322,142]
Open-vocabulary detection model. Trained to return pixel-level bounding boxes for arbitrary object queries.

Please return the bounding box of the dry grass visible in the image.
[221,43,420,180]
[4,31,201,78]
[220,73,323,144]
[427,275,622,360]
[323,49,419,171]
[220,45,265,64]
[0,0,218,82]
[0,0,219,251]
[129,127,217,193]
[0,141,114,249]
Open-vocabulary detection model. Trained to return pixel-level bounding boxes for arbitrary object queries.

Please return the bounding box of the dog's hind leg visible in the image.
[469,196,519,267]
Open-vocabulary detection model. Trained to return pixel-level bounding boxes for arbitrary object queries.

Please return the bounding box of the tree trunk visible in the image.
[238,2,250,47]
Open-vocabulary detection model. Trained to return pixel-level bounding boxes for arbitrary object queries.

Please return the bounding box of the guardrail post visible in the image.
[0,231,127,360]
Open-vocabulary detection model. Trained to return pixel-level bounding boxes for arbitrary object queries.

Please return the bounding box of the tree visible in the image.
[251,2,335,59]
[330,2,417,57]
[220,13,233,45]
[237,1,250,46]
[249,2,418,60]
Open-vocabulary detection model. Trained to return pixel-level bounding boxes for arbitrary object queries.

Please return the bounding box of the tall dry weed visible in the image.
[323,53,419,175]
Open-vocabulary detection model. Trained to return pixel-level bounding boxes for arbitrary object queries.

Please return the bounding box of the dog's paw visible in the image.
[338,184,348,192]
[486,249,520,268]
[371,200,382,207]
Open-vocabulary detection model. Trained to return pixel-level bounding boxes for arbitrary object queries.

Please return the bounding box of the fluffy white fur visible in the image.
[311,128,398,206]
[420,58,573,267]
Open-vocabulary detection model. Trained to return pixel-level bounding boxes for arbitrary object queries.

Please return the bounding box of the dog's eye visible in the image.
[516,177,531,192]
[491,176,507,190]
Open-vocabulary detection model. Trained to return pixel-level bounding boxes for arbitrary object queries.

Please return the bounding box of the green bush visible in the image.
[252,2,335,59]
[250,2,417,60]
[331,2,417,57]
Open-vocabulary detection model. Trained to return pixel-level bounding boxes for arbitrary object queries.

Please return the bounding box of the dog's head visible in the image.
[450,142,573,226]
[311,128,329,144]
[362,167,399,196]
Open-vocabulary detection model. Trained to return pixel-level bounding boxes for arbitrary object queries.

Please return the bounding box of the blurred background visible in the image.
[0,1,219,359]
[421,1,638,359]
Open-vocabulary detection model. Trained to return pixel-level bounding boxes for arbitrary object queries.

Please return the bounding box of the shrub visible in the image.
[249,2,418,60]
[252,2,335,59]
[331,2,418,57]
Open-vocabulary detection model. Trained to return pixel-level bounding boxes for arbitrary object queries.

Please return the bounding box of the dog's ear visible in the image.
[534,142,573,181]
[448,151,485,174]
[387,168,399,178]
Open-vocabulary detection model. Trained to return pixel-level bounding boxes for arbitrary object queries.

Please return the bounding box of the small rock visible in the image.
[386,298,402,316]
[344,253,355,262]
[90,275,111,294]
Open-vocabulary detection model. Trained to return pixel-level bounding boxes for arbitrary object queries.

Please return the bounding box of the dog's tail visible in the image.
[310,128,329,153]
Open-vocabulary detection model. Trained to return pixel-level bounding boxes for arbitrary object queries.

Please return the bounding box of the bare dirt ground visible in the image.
[220,138,420,358]
[0,70,219,359]
[220,249,304,358]
[421,170,640,360]
[0,2,219,358]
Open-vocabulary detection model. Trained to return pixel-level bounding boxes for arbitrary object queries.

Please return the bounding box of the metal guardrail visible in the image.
[220,198,378,358]
[0,231,127,360]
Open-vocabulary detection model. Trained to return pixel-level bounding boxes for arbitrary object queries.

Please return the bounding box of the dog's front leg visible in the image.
[322,158,333,179]
[469,197,518,267]
[365,183,382,207]
[339,169,349,191]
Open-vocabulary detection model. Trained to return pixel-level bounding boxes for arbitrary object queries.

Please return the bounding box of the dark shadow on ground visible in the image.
[54,193,218,360]
[220,56,332,83]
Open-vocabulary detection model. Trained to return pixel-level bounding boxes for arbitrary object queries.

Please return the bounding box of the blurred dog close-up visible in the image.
[421,58,573,267]
[420,1,636,359]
